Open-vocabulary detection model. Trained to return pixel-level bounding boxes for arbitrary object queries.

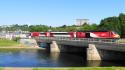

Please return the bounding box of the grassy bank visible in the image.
[0,39,19,47]
[0,67,124,70]
[118,39,125,43]
[33,67,125,70]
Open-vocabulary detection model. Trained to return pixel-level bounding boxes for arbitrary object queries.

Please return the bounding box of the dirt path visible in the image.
[4,67,33,70]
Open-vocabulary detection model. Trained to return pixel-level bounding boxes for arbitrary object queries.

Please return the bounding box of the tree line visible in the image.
[0,24,98,32]
[99,13,125,37]
[0,13,125,37]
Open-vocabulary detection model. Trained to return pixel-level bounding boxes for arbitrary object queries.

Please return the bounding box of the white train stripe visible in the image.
[90,33,99,38]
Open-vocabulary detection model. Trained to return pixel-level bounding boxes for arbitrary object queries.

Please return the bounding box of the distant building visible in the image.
[76,19,89,26]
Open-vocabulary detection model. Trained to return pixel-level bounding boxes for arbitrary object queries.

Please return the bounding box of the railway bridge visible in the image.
[34,37,125,61]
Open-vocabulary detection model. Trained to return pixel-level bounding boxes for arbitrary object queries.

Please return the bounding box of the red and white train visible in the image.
[31,31,120,38]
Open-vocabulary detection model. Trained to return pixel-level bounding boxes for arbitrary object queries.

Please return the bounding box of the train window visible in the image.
[112,31,118,34]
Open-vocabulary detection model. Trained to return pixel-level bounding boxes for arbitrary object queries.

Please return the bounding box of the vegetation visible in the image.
[0,13,125,37]
[0,67,125,70]
[13,37,20,42]
[0,68,2,70]
[33,67,125,70]
[0,24,98,32]
[99,13,125,37]
[118,39,125,43]
[0,39,19,46]
[29,25,49,32]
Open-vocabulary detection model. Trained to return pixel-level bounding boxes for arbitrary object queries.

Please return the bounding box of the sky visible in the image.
[0,0,125,26]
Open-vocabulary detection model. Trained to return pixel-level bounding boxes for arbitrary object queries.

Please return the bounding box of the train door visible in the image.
[86,32,90,38]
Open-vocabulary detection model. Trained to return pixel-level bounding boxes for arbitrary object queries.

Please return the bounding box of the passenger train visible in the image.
[31,31,120,38]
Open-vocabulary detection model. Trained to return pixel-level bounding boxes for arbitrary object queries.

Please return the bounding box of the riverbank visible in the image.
[0,46,45,50]
[33,67,125,70]
[1,67,125,70]
[0,39,19,47]
[0,39,44,49]
[0,43,44,49]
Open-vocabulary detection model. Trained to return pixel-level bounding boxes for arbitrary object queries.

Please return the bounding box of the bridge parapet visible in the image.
[35,37,125,50]
[35,36,120,44]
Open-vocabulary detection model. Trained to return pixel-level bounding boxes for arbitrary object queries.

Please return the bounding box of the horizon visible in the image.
[0,0,125,26]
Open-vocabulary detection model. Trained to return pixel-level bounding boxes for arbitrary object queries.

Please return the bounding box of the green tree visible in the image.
[78,24,98,31]
[29,25,49,32]
[119,13,125,37]
[99,17,120,32]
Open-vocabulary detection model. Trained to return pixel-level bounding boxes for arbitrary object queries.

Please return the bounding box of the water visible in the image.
[0,49,125,67]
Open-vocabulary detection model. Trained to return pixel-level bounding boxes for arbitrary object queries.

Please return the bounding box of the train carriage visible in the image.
[30,31,120,38]
[75,31,120,38]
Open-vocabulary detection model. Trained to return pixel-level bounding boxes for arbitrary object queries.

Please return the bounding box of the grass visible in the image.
[33,67,125,70]
[0,67,124,70]
[117,39,125,43]
[0,68,2,70]
[0,39,19,47]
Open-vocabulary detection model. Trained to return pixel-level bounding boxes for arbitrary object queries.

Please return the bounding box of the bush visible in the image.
[13,37,20,42]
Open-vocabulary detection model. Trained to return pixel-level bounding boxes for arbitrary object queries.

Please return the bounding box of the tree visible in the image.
[119,13,125,37]
[99,15,122,36]
[29,25,49,32]
[78,24,98,31]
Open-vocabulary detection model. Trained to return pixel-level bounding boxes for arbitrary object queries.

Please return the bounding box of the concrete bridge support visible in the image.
[50,41,60,53]
[87,44,101,60]
[37,38,125,61]
[50,41,102,60]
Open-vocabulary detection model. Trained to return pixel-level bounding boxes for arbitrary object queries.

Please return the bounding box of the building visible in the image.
[76,19,89,26]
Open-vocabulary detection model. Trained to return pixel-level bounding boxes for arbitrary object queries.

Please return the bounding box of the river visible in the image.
[0,49,125,67]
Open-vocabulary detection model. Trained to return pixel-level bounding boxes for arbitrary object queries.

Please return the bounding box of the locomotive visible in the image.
[31,31,120,38]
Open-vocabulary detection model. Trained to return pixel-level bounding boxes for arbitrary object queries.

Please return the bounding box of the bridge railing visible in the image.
[35,36,120,44]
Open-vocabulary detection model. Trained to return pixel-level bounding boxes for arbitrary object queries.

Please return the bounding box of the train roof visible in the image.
[40,32,69,33]
[76,30,111,32]
[51,32,68,33]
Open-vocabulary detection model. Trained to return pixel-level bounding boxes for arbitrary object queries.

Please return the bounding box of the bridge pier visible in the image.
[50,41,60,52]
[36,37,125,61]
[87,44,101,60]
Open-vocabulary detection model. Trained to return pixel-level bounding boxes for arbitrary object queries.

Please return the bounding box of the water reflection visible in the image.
[50,53,60,61]
[87,61,101,67]
[0,49,125,67]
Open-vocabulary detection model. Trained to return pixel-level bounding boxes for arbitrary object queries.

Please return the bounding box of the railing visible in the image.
[35,36,120,44]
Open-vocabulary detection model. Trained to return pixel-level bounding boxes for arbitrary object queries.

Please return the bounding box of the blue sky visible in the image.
[0,0,125,26]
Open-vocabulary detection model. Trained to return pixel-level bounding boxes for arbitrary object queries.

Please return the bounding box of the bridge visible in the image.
[34,36,125,61]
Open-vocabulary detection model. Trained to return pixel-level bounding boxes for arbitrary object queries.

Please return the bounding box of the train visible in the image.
[30,31,120,38]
